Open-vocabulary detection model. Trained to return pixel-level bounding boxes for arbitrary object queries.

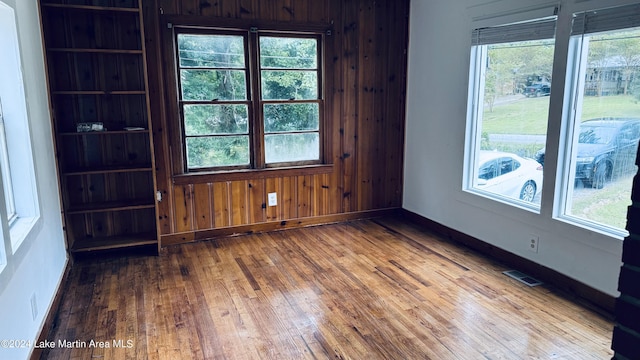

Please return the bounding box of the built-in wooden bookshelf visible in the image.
[39,0,158,253]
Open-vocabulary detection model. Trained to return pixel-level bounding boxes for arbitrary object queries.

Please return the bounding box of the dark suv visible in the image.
[535,118,640,188]
[524,83,551,97]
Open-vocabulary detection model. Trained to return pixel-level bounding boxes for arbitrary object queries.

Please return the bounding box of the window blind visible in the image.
[472,17,557,46]
[572,3,640,35]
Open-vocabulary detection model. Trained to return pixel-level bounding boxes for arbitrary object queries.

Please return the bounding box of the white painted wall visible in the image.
[404,0,640,296]
[0,0,67,359]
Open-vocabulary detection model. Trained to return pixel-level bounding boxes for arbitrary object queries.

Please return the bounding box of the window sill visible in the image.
[554,214,627,241]
[462,188,542,214]
[10,215,39,253]
[173,164,334,185]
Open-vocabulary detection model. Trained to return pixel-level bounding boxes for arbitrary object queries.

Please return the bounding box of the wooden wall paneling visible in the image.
[178,0,199,16]
[310,175,319,217]
[220,0,239,18]
[105,173,120,203]
[297,175,312,218]
[96,54,109,91]
[212,181,231,228]
[87,174,106,203]
[103,211,122,238]
[248,179,266,224]
[115,210,137,237]
[372,0,389,209]
[315,173,330,216]
[139,172,155,201]
[281,176,297,220]
[295,175,307,218]
[64,176,82,210]
[194,183,213,230]
[132,134,153,165]
[102,134,119,167]
[260,0,274,21]
[238,0,260,20]
[120,55,145,90]
[158,0,179,15]
[290,0,308,23]
[273,0,293,22]
[199,0,223,17]
[308,0,328,23]
[174,184,195,232]
[356,0,377,212]
[48,54,80,91]
[384,0,408,208]
[328,2,344,216]
[58,138,76,171]
[230,180,250,226]
[340,0,359,213]
[143,0,173,236]
[145,0,409,245]
[115,210,131,236]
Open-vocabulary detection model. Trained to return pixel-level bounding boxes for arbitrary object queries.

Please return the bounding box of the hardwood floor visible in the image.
[40,217,613,359]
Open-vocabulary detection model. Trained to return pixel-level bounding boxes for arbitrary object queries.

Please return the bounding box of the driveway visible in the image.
[488,134,546,144]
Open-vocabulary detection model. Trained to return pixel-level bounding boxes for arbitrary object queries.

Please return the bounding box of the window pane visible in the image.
[471,39,554,205]
[181,70,247,101]
[265,133,319,163]
[260,37,317,69]
[261,70,318,100]
[0,98,16,222]
[264,103,319,133]
[178,34,245,68]
[564,28,640,231]
[186,136,250,168]
[184,104,248,135]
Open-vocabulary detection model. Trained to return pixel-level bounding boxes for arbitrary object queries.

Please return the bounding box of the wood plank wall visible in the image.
[142,0,410,244]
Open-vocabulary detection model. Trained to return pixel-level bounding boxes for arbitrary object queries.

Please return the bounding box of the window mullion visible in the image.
[248,31,265,169]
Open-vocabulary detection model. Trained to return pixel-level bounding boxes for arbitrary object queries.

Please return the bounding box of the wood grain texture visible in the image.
[143,0,408,244]
[39,217,613,359]
[40,0,159,252]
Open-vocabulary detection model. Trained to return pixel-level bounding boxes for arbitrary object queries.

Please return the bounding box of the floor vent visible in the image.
[503,270,543,287]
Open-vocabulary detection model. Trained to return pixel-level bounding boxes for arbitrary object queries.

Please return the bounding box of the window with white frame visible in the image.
[466,17,555,209]
[559,4,640,236]
[0,2,40,252]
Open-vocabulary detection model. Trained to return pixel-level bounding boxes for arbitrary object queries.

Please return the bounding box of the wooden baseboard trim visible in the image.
[161,208,401,247]
[30,259,72,360]
[400,209,616,316]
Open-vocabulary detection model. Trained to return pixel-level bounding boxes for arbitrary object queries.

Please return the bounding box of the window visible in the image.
[560,4,640,235]
[178,32,250,169]
[172,27,324,172]
[0,2,40,252]
[466,17,555,208]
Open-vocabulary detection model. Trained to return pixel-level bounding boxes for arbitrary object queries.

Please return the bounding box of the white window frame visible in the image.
[464,16,557,212]
[0,2,40,254]
[554,4,640,239]
[0,98,16,225]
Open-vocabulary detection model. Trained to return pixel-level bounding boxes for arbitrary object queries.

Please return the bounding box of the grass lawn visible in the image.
[569,174,635,230]
[482,94,640,134]
[481,94,638,232]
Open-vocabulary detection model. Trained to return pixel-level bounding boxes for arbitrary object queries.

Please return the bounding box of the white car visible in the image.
[476,150,543,202]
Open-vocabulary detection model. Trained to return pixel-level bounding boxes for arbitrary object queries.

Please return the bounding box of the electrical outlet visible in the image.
[30,293,38,321]
[528,234,539,253]
[268,192,277,206]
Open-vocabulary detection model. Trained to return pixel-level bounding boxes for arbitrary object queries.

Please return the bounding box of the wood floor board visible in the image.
[40,218,613,359]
